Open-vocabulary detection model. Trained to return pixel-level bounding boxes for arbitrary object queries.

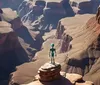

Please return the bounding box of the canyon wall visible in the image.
[0,21,29,85]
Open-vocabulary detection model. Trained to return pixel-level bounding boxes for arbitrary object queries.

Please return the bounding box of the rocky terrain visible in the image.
[9,13,100,85]
[0,7,43,85]
[20,63,94,85]
[18,0,74,29]
[0,21,29,85]
[0,0,100,85]
[1,8,44,60]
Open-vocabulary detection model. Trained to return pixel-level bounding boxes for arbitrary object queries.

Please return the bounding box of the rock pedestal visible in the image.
[38,63,61,82]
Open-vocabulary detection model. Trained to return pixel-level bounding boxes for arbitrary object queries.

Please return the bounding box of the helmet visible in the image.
[51,43,54,47]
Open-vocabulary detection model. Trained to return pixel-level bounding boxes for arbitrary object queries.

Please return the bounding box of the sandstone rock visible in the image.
[0,21,12,33]
[95,34,100,50]
[2,8,18,22]
[56,14,100,85]
[96,7,100,24]
[56,21,65,39]
[59,33,72,53]
[0,21,29,84]
[10,13,100,85]
[76,81,94,85]
[60,71,66,77]
[38,63,61,82]
[66,73,82,84]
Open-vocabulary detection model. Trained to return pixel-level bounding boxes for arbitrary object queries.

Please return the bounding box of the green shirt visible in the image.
[50,48,56,57]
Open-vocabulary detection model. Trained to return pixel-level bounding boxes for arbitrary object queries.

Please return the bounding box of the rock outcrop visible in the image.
[56,21,65,39]
[38,63,61,82]
[0,21,29,84]
[2,8,18,22]
[9,13,100,85]
[43,0,66,25]
[96,7,100,24]
[55,13,100,85]
[70,0,100,14]
[18,0,74,30]
[1,8,43,60]
[18,65,93,85]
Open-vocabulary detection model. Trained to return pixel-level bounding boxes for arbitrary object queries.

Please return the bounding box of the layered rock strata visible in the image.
[38,63,61,82]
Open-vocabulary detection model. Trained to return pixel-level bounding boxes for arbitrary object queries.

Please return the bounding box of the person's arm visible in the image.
[55,49,57,56]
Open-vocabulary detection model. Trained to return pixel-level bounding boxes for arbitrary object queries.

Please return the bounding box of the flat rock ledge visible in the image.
[38,62,61,82]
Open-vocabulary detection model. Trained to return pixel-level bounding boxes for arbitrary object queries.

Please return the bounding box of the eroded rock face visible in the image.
[56,21,65,39]
[70,0,100,14]
[57,14,100,85]
[1,8,43,60]
[18,0,74,30]
[96,7,100,24]
[0,21,29,83]
[59,33,72,53]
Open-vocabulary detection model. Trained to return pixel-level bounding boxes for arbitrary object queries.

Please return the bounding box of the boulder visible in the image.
[38,63,61,82]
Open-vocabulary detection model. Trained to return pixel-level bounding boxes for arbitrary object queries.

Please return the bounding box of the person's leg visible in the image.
[53,57,55,64]
[51,57,52,64]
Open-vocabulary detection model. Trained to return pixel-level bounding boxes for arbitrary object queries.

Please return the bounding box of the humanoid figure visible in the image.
[49,43,57,64]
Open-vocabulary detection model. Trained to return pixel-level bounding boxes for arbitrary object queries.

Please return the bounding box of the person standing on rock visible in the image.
[49,43,57,64]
